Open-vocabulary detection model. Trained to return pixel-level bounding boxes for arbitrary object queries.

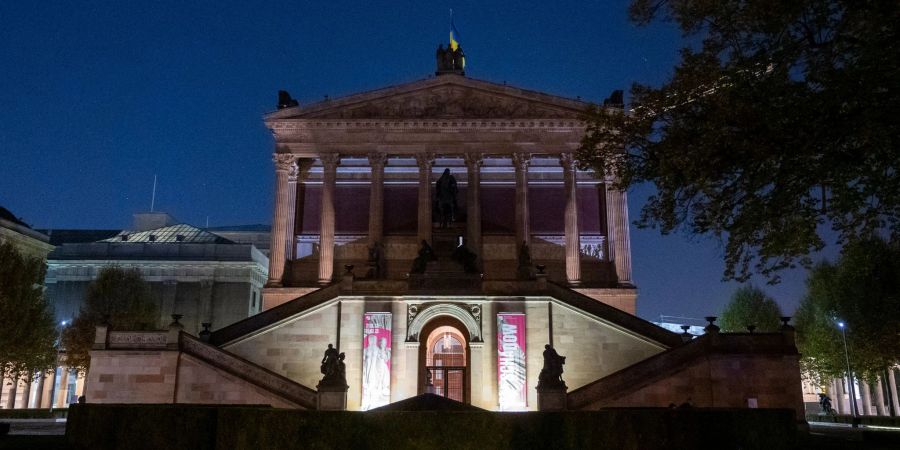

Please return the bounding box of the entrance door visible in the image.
[424,326,467,402]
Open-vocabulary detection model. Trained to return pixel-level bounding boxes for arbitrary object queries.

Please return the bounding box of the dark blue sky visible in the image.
[0,1,838,321]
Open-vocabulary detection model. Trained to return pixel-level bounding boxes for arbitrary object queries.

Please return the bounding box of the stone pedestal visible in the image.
[316,385,348,411]
[537,387,568,411]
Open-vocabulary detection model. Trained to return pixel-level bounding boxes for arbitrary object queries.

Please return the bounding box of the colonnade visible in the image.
[829,370,900,416]
[266,152,632,287]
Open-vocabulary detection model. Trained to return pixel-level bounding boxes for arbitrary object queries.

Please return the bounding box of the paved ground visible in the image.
[1,419,898,449]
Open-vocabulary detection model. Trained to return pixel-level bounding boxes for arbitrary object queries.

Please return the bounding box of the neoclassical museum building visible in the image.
[84,56,805,420]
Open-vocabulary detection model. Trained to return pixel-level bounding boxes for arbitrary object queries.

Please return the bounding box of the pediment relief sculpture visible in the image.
[301,87,583,120]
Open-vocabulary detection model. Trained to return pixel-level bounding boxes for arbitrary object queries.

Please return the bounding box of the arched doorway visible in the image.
[418,316,470,403]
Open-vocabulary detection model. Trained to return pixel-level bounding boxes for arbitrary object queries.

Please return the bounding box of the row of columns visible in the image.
[266,152,631,287]
[831,370,900,416]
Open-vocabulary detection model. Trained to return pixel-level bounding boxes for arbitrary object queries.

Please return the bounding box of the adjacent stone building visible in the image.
[45,212,269,334]
[83,52,806,423]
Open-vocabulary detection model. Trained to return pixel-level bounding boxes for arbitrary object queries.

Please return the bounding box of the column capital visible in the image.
[414,152,435,169]
[463,152,484,169]
[367,152,388,169]
[559,153,577,171]
[511,153,531,171]
[273,153,297,172]
[320,153,341,169]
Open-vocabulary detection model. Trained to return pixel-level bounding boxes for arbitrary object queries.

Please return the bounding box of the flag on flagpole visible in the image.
[450,10,461,51]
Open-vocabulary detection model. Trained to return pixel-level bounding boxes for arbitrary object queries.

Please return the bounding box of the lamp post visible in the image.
[838,321,859,425]
[48,320,68,412]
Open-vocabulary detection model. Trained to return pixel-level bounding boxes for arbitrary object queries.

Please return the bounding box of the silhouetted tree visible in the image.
[578,0,900,282]
[0,241,57,395]
[795,238,900,382]
[61,267,159,371]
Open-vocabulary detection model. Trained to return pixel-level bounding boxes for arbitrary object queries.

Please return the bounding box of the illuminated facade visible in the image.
[83,64,806,421]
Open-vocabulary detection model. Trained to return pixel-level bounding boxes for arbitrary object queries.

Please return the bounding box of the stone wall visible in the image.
[175,354,298,407]
[568,331,806,421]
[86,350,178,404]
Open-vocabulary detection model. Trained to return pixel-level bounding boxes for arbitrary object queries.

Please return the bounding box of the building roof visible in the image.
[102,224,234,244]
[38,229,121,246]
[0,206,29,228]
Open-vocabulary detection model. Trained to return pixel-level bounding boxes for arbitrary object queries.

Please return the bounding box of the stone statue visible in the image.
[452,47,465,71]
[319,344,347,387]
[537,344,567,390]
[366,241,387,279]
[277,90,299,109]
[436,44,446,70]
[517,241,534,280]
[410,240,437,274]
[451,240,479,273]
[435,168,458,228]
[441,47,454,71]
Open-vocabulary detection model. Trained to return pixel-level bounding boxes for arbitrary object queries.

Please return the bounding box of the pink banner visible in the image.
[361,312,392,410]
[497,313,527,410]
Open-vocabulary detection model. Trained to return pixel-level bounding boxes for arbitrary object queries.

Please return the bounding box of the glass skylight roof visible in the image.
[102,224,233,244]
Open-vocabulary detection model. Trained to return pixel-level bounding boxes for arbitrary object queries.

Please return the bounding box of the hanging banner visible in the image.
[497,313,527,410]
[361,312,392,410]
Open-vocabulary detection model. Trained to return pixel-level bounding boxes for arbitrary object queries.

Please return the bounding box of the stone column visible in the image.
[267,153,297,286]
[368,152,387,247]
[464,153,483,261]
[832,379,844,414]
[318,153,340,285]
[875,376,887,416]
[56,369,70,408]
[605,181,633,286]
[32,372,44,408]
[560,153,581,285]
[285,162,299,261]
[860,380,873,415]
[512,153,531,247]
[415,153,435,244]
[889,368,900,416]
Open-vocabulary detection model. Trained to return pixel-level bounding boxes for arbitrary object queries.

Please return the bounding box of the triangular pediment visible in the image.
[266,75,591,121]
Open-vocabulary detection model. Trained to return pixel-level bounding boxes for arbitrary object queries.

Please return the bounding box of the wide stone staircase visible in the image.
[407,223,482,292]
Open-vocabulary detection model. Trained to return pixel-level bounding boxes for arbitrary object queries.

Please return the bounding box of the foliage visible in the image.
[61,267,159,371]
[794,238,900,382]
[577,0,900,282]
[720,286,782,332]
[0,240,58,383]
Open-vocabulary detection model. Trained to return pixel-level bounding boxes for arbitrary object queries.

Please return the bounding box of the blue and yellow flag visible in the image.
[450,14,461,51]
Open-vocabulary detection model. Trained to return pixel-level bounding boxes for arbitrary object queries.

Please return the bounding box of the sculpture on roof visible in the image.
[435,44,465,75]
[278,90,300,109]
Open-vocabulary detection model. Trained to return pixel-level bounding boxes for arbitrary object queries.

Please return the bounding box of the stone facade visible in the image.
[79,71,804,421]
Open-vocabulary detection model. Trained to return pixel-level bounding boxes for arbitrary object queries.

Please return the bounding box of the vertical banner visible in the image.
[497,313,527,410]
[361,312,392,410]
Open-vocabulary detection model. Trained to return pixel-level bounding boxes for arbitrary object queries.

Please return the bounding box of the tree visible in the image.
[577,0,900,282]
[61,267,160,371]
[720,285,783,332]
[0,240,58,395]
[794,238,900,382]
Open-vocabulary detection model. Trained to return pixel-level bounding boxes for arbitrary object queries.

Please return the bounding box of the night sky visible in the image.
[0,1,840,322]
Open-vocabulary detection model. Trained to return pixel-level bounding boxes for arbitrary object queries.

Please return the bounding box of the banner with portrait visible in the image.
[497,313,527,410]
[361,312,392,410]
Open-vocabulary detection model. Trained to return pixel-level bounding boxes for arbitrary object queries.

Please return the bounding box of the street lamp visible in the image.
[838,321,859,424]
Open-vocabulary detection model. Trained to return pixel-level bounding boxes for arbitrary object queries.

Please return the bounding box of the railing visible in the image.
[179,333,317,409]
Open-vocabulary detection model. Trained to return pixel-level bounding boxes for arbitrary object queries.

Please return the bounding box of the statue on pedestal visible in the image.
[517,241,535,280]
[538,344,567,390]
[435,168,458,228]
[319,344,346,387]
[366,241,387,279]
[410,240,437,274]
